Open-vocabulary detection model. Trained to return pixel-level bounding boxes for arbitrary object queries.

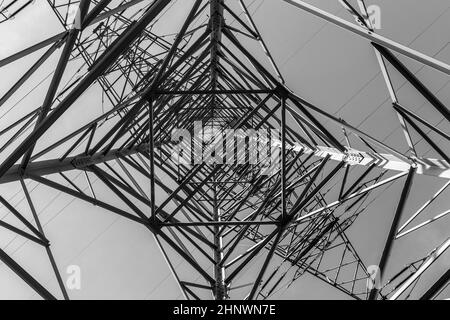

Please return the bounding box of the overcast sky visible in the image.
[0,0,448,299]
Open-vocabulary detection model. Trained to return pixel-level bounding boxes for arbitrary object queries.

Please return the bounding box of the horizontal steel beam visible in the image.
[154,89,274,95]
[2,134,447,188]
[0,144,148,185]
[283,141,450,179]
[0,31,67,68]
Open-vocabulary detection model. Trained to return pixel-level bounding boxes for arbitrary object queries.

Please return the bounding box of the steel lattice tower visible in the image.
[0,0,449,300]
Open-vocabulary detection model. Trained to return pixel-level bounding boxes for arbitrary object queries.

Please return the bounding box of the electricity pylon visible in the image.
[0,0,448,300]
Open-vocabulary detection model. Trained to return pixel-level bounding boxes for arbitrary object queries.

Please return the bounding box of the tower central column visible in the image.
[209,0,227,300]
[213,175,227,300]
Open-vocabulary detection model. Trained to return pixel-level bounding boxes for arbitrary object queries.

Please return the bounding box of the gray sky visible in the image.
[0,0,448,299]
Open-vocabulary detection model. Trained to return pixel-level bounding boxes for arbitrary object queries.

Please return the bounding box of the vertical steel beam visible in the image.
[213,175,227,300]
[369,166,415,300]
[247,229,283,300]
[209,0,224,91]
[149,98,157,221]
[373,43,450,122]
[281,96,287,220]
[21,0,91,168]
[20,178,69,300]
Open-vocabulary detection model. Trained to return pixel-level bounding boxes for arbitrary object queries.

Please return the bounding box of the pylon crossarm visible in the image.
[0,0,447,301]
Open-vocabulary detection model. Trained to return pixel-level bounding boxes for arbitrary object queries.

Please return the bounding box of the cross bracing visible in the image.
[0,0,448,300]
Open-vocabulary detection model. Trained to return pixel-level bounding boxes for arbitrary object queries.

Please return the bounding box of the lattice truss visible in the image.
[0,0,448,300]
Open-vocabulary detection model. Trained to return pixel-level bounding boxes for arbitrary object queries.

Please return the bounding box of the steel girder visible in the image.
[0,0,448,300]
